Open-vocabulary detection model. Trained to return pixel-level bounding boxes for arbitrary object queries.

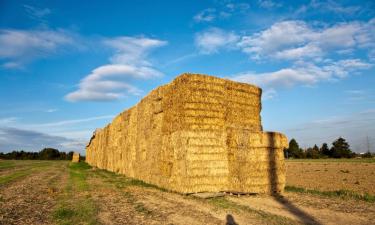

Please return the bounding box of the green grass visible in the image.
[53,162,98,225]
[92,168,155,216]
[0,161,54,186]
[285,186,375,203]
[0,170,30,185]
[94,168,167,191]
[207,197,298,225]
[286,158,375,163]
[0,161,16,170]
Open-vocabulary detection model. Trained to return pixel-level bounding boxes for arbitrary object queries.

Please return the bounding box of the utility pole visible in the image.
[366,135,370,152]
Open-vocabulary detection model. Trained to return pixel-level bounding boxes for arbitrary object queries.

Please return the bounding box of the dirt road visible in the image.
[0,160,374,225]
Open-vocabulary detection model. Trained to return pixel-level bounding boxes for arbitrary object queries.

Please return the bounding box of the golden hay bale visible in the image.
[72,152,80,163]
[86,73,288,194]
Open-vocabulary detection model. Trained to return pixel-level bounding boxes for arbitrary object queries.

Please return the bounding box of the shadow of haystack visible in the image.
[268,133,322,225]
[226,214,238,225]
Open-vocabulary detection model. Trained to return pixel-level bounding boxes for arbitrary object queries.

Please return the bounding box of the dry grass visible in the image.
[286,159,375,196]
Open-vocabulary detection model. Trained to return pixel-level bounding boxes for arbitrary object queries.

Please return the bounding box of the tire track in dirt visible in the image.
[0,162,68,225]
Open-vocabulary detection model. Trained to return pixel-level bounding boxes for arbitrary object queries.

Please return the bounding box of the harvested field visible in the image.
[286,159,375,196]
[1,160,374,225]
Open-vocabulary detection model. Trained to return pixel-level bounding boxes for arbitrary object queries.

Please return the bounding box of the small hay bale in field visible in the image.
[72,152,80,163]
[86,73,288,194]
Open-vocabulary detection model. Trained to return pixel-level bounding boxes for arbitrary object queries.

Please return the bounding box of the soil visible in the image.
[286,161,375,194]
[0,160,374,225]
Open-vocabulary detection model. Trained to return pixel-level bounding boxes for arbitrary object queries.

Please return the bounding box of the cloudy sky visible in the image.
[0,0,374,154]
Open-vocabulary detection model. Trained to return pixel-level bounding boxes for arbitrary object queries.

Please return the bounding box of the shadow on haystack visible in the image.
[268,133,322,225]
[226,214,238,225]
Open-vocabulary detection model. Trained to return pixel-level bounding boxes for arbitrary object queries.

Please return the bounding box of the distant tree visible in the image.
[285,139,305,158]
[0,148,74,160]
[320,143,330,157]
[331,137,353,158]
[362,151,373,158]
[67,151,74,160]
[39,148,60,160]
[306,144,321,158]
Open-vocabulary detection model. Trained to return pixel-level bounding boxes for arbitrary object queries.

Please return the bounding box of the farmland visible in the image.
[0,159,374,225]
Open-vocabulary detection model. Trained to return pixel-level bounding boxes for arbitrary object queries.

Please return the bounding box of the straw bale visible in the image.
[86,73,288,194]
[72,152,80,163]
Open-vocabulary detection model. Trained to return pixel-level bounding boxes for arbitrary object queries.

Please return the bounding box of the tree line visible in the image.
[0,148,75,160]
[284,137,374,159]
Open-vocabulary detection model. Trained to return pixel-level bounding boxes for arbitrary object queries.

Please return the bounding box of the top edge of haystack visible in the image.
[173,73,262,94]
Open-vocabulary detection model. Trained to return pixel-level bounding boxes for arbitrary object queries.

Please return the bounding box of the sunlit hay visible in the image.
[86,73,288,194]
[72,152,80,163]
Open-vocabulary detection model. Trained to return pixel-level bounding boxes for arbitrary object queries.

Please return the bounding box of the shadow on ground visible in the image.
[268,133,323,225]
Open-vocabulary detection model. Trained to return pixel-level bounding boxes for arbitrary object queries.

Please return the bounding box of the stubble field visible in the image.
[0,159,374,225]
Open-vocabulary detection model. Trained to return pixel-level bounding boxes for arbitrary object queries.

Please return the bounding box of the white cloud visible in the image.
[232,59,372,89]
[258,0,282,9]
[23,4,51,19]
[238,19,375,60]
[308,0,360,15]
[46,108,58,113]
[193,3,249,23]
[0,117,18,125]
[262,88,277,100]
[65,36,166,102]
[0,28,75,68]
[0,126,85,153]
[29,115,114,128]
[195,27,239,54]
[193,8,216,22]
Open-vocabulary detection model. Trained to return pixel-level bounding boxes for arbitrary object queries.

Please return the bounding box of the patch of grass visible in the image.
[207,197,297,225]
[93,168,167,191]
[287,158,375,163]
[53,162,98,225]
[285,186,375,203]
[0,170,30,185]
[53,208,76,220]
[0,161,15,170]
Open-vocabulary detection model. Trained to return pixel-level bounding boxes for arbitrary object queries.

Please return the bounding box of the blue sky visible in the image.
[0,0,374,154]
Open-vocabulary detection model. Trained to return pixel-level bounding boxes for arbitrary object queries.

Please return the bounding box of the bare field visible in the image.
[286,159,375,195]
[0,160,374,225]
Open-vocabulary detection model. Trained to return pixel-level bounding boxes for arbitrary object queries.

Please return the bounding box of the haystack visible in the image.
[72,152,80,163]
[86,73,288,194]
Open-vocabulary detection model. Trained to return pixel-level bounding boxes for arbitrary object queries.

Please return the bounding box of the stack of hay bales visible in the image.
[72,152,80,163]
[86,73,288,194]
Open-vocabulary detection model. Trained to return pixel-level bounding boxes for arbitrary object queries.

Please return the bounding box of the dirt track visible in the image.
[0,160,374,225]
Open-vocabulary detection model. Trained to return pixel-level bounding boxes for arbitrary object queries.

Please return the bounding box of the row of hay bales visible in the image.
[86,74,288,194]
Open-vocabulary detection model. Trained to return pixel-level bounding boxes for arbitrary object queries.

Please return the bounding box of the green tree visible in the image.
[306,144,321,158]
[320,143,330,157]
[39,148,60,160]
[331,137,353,158]
[285,139,305,158]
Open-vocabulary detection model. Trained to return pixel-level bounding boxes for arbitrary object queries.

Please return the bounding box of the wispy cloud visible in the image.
[65,36,166,102]
[0,117,18,125]
[193,8,217,22]
[193,3,249,23]
[238,19,375,61]
[29,115,114,127]
[195,27,239,54]
[23,4,51,20]
[296,0,361,16]
[284,109,375,151]
[0,28,77,69]
[232,59,372,90]
[45,108,58,113]
[258,0,282,9]
[0,126,84,152]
